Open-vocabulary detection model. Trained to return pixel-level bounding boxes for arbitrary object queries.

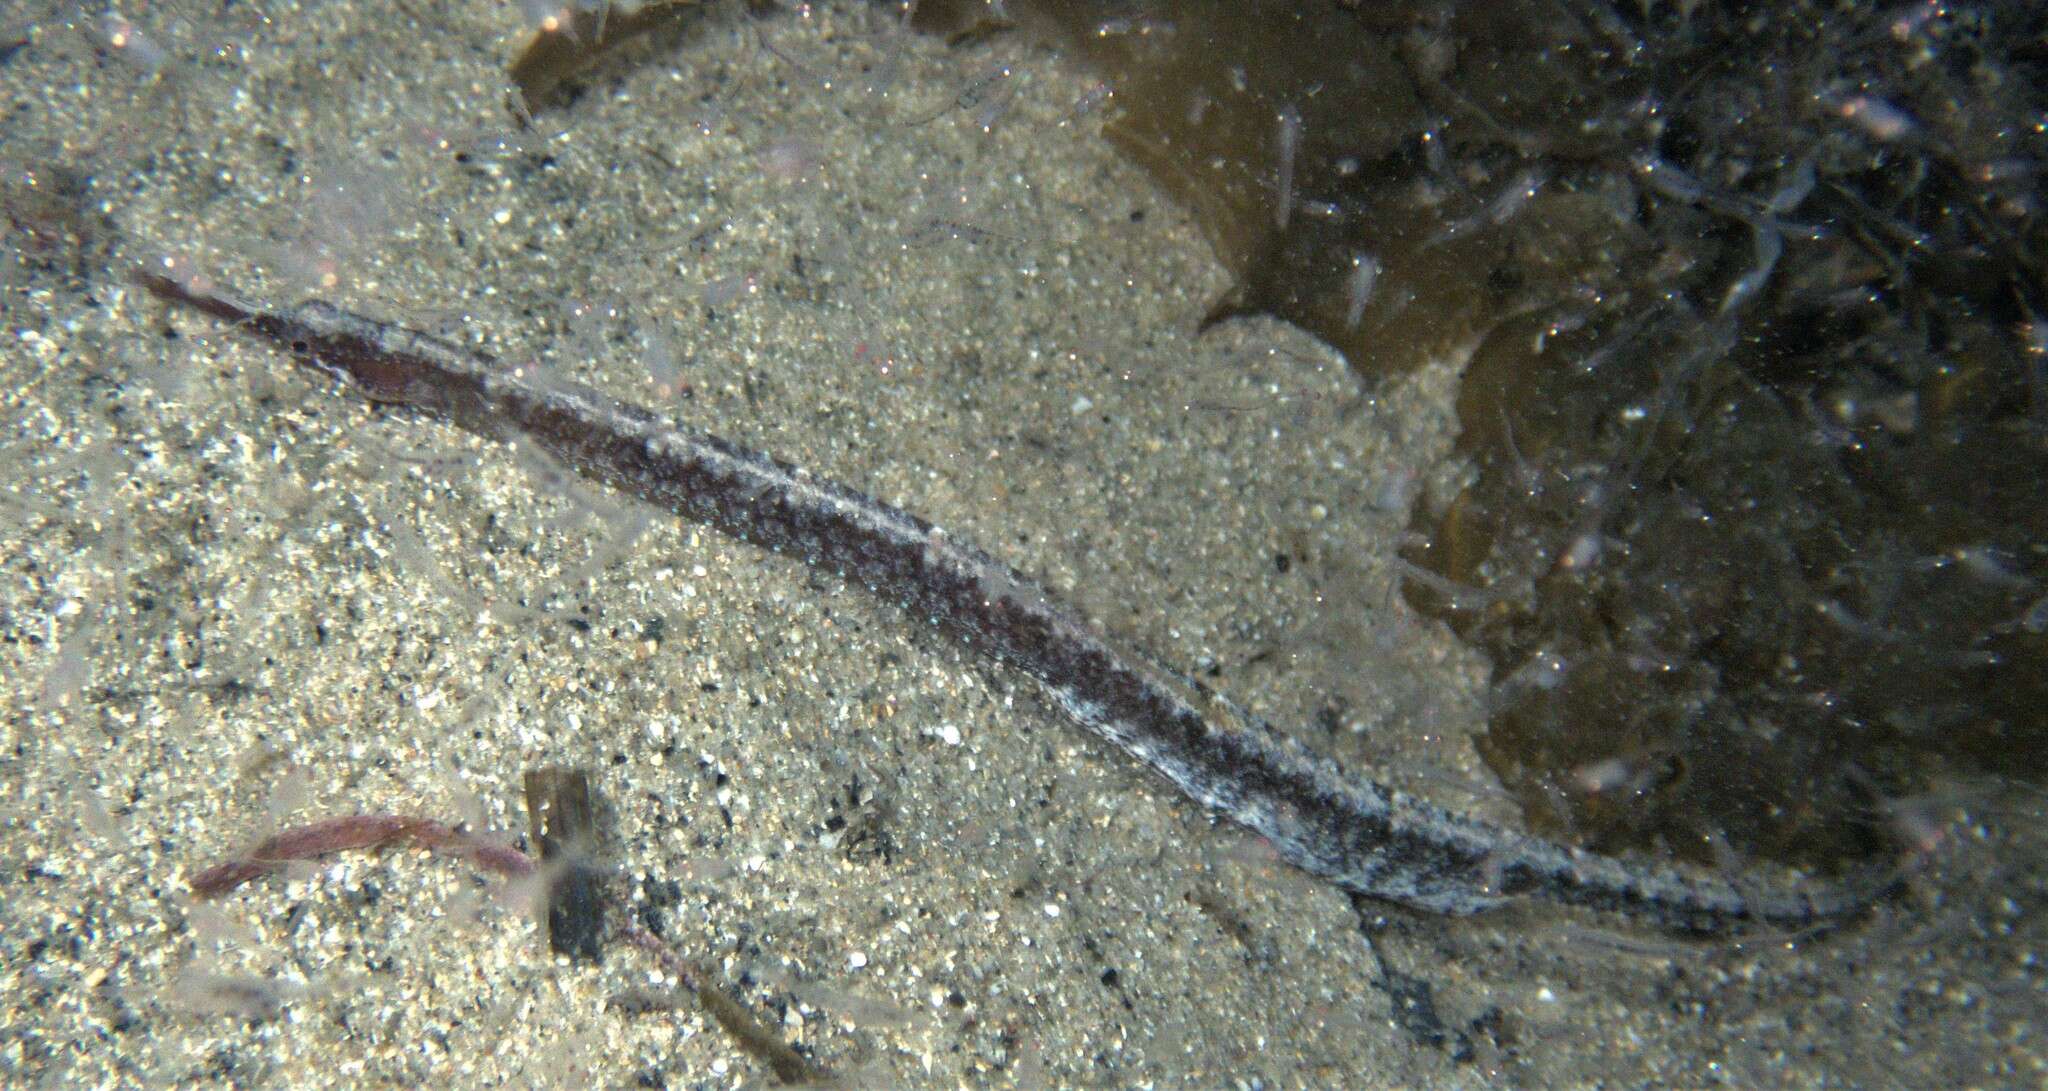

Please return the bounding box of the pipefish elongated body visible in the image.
[134,269,1892,933]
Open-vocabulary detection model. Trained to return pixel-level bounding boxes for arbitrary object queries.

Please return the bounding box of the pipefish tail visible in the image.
[133,269,1896,933]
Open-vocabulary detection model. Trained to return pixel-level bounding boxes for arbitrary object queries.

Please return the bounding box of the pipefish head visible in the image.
[264,299,440,405]
[131,267,435,406]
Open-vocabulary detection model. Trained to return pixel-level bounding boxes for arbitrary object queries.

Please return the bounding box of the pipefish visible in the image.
[134,269,1895,934]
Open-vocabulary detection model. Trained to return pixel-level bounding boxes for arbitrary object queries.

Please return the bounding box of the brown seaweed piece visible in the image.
[509,1,716,114]
[524,766,610,961]
[918,0,1659,376]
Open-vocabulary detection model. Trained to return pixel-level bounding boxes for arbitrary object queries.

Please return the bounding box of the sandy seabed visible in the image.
[1,2,2040,1087]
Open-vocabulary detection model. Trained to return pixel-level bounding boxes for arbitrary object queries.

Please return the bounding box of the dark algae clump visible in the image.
[916,1,2047,874]
[1403,0,2047,872]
